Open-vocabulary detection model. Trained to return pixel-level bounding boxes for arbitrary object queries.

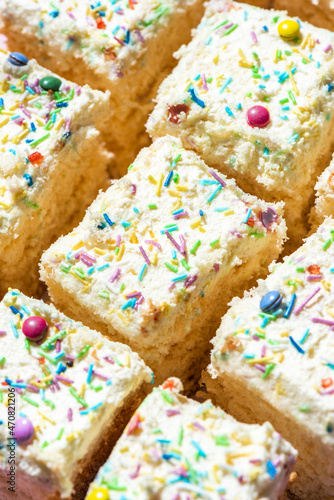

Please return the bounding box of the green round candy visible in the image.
[39,76,62,92]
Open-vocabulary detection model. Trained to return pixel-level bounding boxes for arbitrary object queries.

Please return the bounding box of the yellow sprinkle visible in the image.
[0,117,9,127]
[117,312,129,326]
[301,33,310,49]
[313,384,321,394]
[94,247,107,255]
[38,411,56,425]
[116,243,125,261]
[129,232,138,244]
[175,185,188,192]
[168,189,181,198]
[212,55,219,64]
[80,283,92,293]
[95,341,103,349]
[79,384,86,398]
[0,200,10,209]
[70,269,87,284]
[30,381,44,389]
[125,354,130,367]
[72,240,84,251]
[148,174,157,185]
[151,253,158,265]
[66,433,76,442]
[276,353,284,363]
[1,134,8,144]
[14,129,29,144]
[156,173,163,197]
[171,200,182,213]
[129,269,138,275]
[190,219,202,229]
[223,209,234,216]
[212,464,220,482]
[149,229,155,238]
[247,356,274,365]
[1,111,15,116]
[322,280,331,291]
[255,327,265,335]
[35,117,45,127]
[327,307,334,318]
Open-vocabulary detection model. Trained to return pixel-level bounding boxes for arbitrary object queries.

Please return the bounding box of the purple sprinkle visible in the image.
[132,184,137,195]
[252,335,260,341]
[114,36,126,46]
[110,268,121,283]
[144,240,162,250]
[165,231,184,255]
[260,207,278,230]
[185,274,198,288]
[193,421,205,431]
[81,251,96,263]
[321,387,334,395]
[169,282,176,291]
[75,86,82,95]
[174,211,189,220]
[208,168,226,187]
[294,287,321,315]
[26,384,39,393]
[0,331,7,336]
[201,74,208,91]
[134,295,144,310]
[135,29,145,42]
[261,344,266,357]
[80,256,94,267]
[56,339,61,353]
[83,366,110,381]
[104,356,115,364]
[139,245,151,265]
[53,378,61,390]
[307,275,323,281]
[66,354,75,361]
[224,22,234,29]
[166,409,181,416]
[55,375,74,384]
[179,234,186,255]
[249,459,262,464]
[68,408,73,422]
[126,291,142,299]
[213,263,219,272]
[254,363,266,373]
[324,44,332,53]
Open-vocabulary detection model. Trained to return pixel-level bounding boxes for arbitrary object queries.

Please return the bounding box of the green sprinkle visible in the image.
[262,363,275,379]
[98,290,110,300]
[60,264,71,273]
[44,399,55,409]
[190,240,201,255]
[77,345,90,359]
[37,351,57,365]
[148,203,157,209]
[161,390,174,404]
[22,395,39,407]
[0,390,2,403]
[215,434,230,446]
[165,262,178,273]
[0,357,5,365]
[180,259,190,271]
[276,49,282,59]
[40,330,66,351]
[29,133,51,148]
[210,239,220,247]
[69,387,88,407]
[119,283,125,292]
[104,478,127,491]
[128,163,134,171]
[284,50,292,56]
[252,51,258,58]
[57,427,64,440]
[34,102,43,109]
[279,98,289,104]
[25,338,30,351]
[287,89,296,105]
[68,88,75,100]
[114,356,123,367]
[173,173,179,183]
[299,405,310,412]
[41,441,49,448]
[296,267,304,272]
[25,200,39,210]
[323,238,332,251]
[178,426,184,445]
[224,23,238,36]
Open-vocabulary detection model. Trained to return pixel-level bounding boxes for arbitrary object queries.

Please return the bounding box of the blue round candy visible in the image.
[8,52,29,67]
[260,291,282,313]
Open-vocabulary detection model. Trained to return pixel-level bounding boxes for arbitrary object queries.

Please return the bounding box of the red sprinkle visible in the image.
[246,218,255,227]
[96,17,106,29]
[28,151,44,164]
[322,378,333,388]
[163,378,175,390]
[168,103,189,124]
[308,264,320,275]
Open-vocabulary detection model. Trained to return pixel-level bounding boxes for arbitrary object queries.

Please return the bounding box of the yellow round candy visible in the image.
[87,487,109,500]
[277,19,300,40]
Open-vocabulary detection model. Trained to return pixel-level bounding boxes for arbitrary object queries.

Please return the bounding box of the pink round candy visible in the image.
[246,105,270,128]
[22,316,48,341]
[14,417,34,445]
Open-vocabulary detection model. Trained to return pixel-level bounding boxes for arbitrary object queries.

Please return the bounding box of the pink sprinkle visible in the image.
[14,117,24,125]
[0,331,7,336]
[81,251,96,263]
[261,344,266,358]
[294,287,321,315]
[193,421,205,431]
[166,409,181,417]
[110,268,121,283]
[116,235,121,247]
[185,275,197,288]
[174,211,189,220]
[165,230,184,255]
[312,318,334,326]
[132,184,137,195]
[144,240,162,250]
[134,295,144,310]
[66,354,75,361]
[139,245,151,265]
[252,335,260,341]
[114,36,126,46]
[135,29,145,42]
[19,106,32,119]
[224,22,233,29]
[104,356,115,364]
[201,74,208,91]
[324,44,332,53]
[26,384,39,393]
[80,256,94,267]
[83,367,109,381]
[68,408,73,422]
[179,234,186,255]
[208,168,226,187]
[254,363,266,373]
[213,263,219,272]
[66,10,76,20]
[251,31,258,43]
[86,16,94,26]
[56,339,61,353]
[129,464,141,479]
[321,387,334,395]
[169,282,176,291]
[126,292,142,299]
[53,378,61,390]
[75,86,82,95]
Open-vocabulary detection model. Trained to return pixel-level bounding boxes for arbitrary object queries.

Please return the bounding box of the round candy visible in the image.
[40,76,62,92]
[260,207,278,230]
[87,487,109,500]
[278,19,300,40]
[8,52,29,67]
[260,291,282,313]
[14,417,34,445]
[246,106,270,128]
[22,316,48,341]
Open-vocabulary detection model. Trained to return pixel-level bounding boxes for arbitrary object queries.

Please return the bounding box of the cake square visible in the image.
[0,289,152,500]
[85,377,297,500]
[40,135,286,390]
[204,217,334,499]
[0,0,205,176]
[147,0,334,248]
[0,50,110,298]
[310,153,334,230]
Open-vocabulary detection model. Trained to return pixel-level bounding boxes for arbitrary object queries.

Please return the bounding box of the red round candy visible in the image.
[22,316,48,341]
[246,106,270,128]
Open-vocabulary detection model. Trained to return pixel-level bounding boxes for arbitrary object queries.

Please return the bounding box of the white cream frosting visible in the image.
[0,0,197,83]
[147,0,334,197]
[41,136,286,348]
[0,50,109,234]
[0,289,152,497]
[86,377,297,500]
[210,217,334,454]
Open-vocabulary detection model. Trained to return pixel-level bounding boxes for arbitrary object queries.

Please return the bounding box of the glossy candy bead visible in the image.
[260,291,282,313]
[260,207,278,230]
[22,316,48,341]
[8,52,29,67]
[14,417,34,445]
[87,487,109,500]
[278,20,300,41]
[246,106,270,128]
[40,76,62,92]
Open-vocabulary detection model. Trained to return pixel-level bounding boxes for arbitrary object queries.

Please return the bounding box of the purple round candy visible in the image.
[14,417,34,445]
[22,316,48,341]
[261,207,278,230]
[246,105,270,128]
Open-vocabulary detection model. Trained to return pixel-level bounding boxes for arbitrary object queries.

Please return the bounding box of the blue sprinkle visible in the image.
[164,170,173,187]
[49,10,59,18]
[138,263,147,282]
[225,106,234,117]
[300,328,310,344]
[103,213,114,226]
[267,460,277,478]
[30,122,36,132]
[56,102,68,108]
[199,209,204,216]
[263,25,268,31]
[219,77,232,94]
[243,209,252,224]
[9,306,23,319]
[289,335,305,354]
[188,86,205,108]
[23,173,33,186]
[284,293,296,318]
[87,363,94,383]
